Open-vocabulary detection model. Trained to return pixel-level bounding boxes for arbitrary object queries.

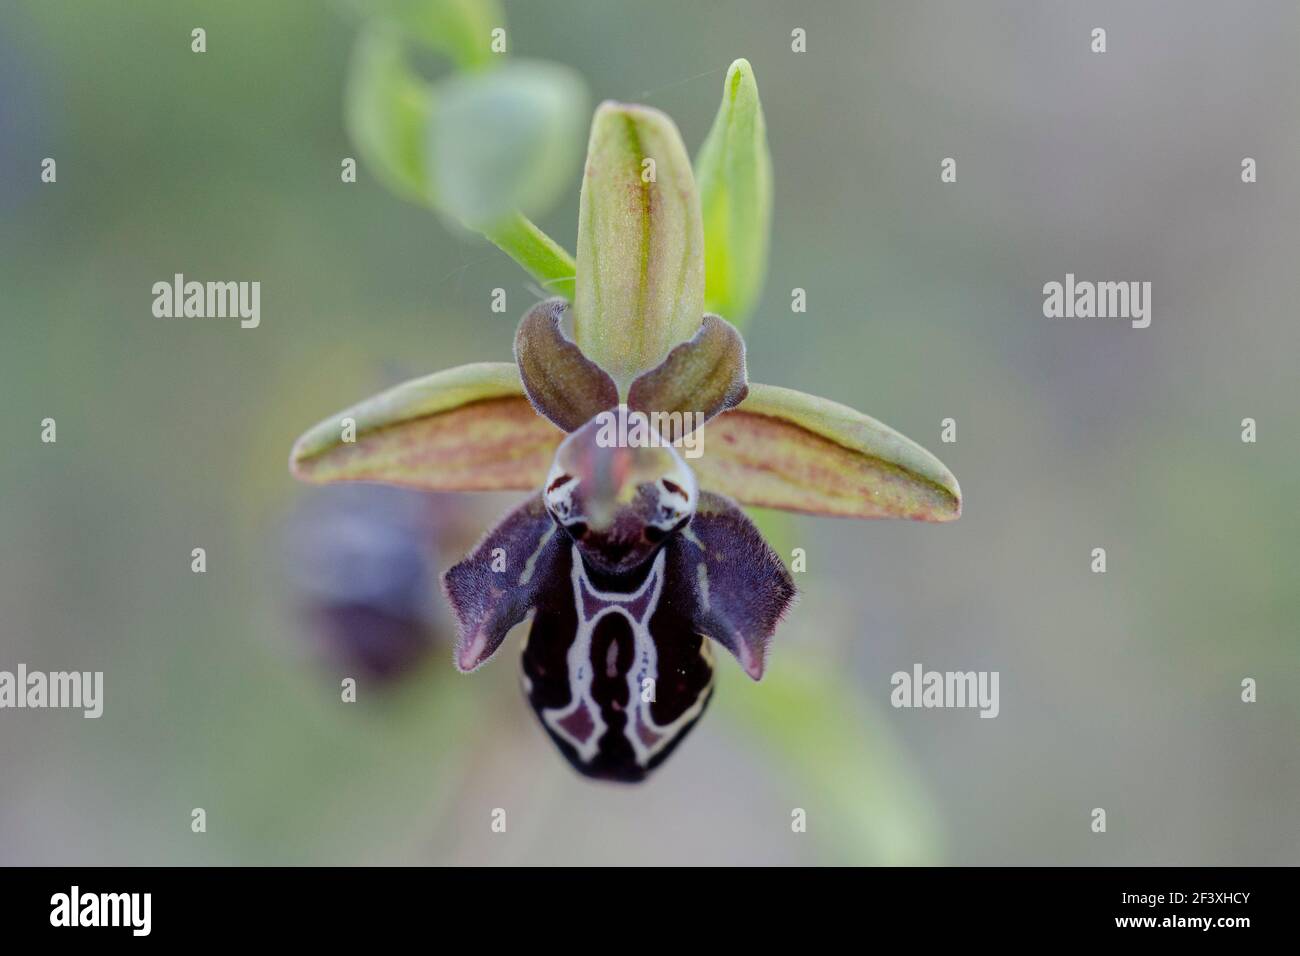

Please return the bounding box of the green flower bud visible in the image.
[695,58,773,328]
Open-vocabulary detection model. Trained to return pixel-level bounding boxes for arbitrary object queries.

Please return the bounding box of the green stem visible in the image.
[481,212,576,300]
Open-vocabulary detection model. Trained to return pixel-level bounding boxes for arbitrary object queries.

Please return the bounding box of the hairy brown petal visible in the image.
[627,314,748,434]
[514,298,620,432]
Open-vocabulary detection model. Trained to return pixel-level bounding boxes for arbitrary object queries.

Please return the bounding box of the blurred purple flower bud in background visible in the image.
[281,484,473,682]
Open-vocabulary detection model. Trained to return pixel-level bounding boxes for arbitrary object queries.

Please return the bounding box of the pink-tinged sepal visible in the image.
[665,491,796,680]
[695,382,962,521]
[442,496,564,671]
[288,362,563,492]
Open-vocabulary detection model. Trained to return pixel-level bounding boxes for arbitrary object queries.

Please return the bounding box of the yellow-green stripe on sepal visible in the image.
[572,102,706,391]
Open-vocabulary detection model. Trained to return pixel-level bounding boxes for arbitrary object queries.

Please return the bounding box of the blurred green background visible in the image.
[1,0,1296,865]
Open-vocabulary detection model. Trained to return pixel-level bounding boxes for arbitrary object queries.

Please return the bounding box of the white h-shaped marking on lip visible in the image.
[540,547,710,767]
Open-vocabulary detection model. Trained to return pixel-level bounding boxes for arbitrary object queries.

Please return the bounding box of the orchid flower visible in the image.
[291,61,961,782]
